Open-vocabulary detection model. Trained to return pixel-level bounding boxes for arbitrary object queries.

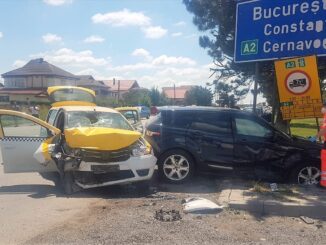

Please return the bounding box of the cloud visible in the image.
[84,35,105,43]
[0,32,3,39]
[185,34,197,39]
[152,55,196,66]
[92,9,150,27]
[42,33,63,44]
[108,63,154,72]
[131,65,213,89]
[131,48,152,61]
[31,48,109,67]
[172,32,183,37]
[43,0,73,6]
[108,54,196,73]
[92,9,167,39]
[13,60,27,68]
[105,53,209,89]
[174,21,186,26]
[142,26,167,39]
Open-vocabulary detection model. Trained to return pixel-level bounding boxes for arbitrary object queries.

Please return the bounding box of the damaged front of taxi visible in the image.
[51,108,157,194]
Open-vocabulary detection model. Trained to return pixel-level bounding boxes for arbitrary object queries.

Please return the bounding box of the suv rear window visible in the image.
[191,112,231,134]
[173,111,194,128]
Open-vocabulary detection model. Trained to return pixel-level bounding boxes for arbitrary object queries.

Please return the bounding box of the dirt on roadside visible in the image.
[27,185,326,245]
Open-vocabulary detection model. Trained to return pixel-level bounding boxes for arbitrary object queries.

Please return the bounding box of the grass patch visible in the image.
[251,182,300,201]
[290,118,321,138]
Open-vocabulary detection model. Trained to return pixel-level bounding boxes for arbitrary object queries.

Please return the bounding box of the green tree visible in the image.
[123,88,152,107]
[183,0,326,131]
[185,86,213,106]
[96,96,121,107]
[149,87,169,106]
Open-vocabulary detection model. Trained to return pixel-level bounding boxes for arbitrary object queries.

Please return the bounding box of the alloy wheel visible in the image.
[297,166,320,185]
[163,154,190,181]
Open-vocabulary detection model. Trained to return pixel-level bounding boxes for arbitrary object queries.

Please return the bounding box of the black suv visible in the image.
[145,107,321,185]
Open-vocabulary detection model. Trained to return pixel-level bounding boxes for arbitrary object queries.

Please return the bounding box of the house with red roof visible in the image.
[162,85,194,105]
[0,58,142,106]
[0,58,78,105]
[103,79,140,100]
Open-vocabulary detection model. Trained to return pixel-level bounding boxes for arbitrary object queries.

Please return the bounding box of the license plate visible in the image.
[91,165,120,172]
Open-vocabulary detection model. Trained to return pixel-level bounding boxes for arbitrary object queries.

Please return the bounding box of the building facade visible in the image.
[0,59,142,106]
[0,58,78,105]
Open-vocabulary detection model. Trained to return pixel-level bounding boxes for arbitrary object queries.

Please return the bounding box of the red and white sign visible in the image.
[285,70,311,95]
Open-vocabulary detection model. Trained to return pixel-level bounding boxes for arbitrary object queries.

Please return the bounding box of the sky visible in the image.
[0,0,260,104]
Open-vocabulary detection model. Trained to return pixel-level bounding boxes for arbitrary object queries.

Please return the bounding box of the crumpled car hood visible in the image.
[64,127,141,151]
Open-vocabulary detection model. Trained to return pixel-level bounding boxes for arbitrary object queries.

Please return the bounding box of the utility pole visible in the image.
[118,80,120,102]
[173,83,176,105]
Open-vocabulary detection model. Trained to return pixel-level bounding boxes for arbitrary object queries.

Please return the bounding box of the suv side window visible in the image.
[235,117,272,138]
[173,111,194,128]
[191,112,231,134]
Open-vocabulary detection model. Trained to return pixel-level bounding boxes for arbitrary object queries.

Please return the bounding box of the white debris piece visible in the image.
[270,183,278,192]
[182,197,223,214]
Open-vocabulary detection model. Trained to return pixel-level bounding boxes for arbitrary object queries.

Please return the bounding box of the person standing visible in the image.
[30,105,40,118]
[316,103,326,187]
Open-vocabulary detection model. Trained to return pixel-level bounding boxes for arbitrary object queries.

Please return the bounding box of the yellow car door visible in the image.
[0,110,61,173]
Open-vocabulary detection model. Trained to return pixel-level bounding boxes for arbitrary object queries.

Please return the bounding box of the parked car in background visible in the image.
[145,106,321,185]
[116,107,144,134]
[150,106,159,116]
[138,106,151,119]
[0,86,156,194]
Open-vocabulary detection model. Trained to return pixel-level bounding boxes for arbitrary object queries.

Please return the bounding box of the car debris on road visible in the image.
[155,209,182,222]
[182,197,223,214]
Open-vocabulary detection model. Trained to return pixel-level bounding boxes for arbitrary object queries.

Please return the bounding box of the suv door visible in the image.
[232,113,288,179]
[187,111,234,169]
[161,110,193,151]
[0,110,60,173]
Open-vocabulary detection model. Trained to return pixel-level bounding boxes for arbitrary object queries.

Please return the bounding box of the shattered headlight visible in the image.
[131,140,152,157]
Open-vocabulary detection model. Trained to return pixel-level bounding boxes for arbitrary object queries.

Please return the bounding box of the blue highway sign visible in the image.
[235,0,326,63]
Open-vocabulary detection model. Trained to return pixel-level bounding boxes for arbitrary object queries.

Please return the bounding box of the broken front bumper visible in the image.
[73,154,156,189]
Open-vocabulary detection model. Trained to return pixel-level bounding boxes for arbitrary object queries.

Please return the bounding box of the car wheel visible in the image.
[290,162,321,186]
[158,150,195,183]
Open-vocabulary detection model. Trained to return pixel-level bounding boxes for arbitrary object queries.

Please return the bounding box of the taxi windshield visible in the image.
[66,111,133,131]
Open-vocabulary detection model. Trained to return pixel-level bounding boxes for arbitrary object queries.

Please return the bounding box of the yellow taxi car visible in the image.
[0,86,156,194]
[115,107,144,134]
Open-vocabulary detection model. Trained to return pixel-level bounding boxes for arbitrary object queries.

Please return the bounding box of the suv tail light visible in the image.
[146,130,160,137]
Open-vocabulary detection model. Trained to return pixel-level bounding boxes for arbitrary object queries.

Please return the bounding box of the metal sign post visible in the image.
[253,62,259,113]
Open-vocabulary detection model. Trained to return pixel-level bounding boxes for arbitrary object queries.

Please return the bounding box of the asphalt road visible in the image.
[0,150,99,244]
[0,120,150,244]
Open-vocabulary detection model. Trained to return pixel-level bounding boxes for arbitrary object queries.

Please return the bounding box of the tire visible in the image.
[158,149,195,184]
[289,162,321,186]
